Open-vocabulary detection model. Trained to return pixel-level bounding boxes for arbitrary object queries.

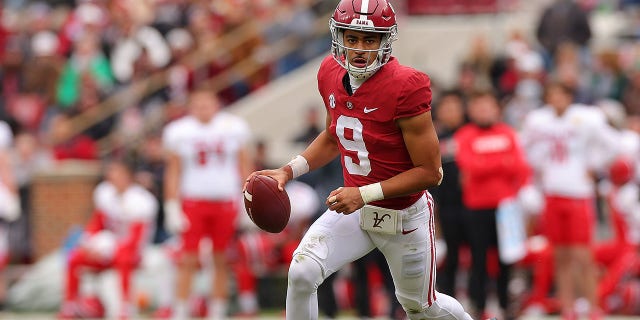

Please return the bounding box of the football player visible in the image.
[520,81,620,320]
[595,156,640,313]
[59,160,157,319]
[162,89,253,319]
[518,157,640,316]
[244,1,474,319]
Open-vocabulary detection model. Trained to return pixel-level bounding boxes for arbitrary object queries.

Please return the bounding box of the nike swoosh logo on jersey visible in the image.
[363,107,378,114]
[402,227,418,235]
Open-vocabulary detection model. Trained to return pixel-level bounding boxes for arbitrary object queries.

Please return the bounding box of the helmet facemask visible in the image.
[330,18,397,80]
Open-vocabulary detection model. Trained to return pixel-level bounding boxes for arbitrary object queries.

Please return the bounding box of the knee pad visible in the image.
[287,253,323,295]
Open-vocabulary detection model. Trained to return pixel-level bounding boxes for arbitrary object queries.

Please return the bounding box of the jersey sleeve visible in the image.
[123,186,158,222]
[162,122,180,153]
[587,109,621,171]
[518,113,534,149]
[233,117,252,146]
[317,55,333,109]
[518,112,544,171]
[93,182,113,212]
[394,71,432,120]
[0,121,13,149]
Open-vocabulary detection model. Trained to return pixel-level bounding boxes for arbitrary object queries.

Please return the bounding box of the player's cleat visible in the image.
[152,306,172,319]
[561,310,578,320]
[589,309,604,320]
[117,302,135,320]
[78,296,105,318]
[58,301,80,319]
[190,296,208,318]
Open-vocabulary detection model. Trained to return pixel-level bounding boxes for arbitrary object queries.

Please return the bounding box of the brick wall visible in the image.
[31,161,101,260]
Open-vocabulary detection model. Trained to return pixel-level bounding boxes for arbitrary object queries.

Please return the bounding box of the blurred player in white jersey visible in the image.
[0,120,19,309]
[520,81,620,320]
[59,160,158,319]
[162,89,252,319]
[594,156,640,313]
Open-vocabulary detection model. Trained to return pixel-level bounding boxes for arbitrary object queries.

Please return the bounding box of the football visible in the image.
[243,175,291,233]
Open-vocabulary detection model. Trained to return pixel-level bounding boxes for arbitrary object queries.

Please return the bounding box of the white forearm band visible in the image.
[287,155,309,179]
[359,182,384,204]
[164,199,181,213]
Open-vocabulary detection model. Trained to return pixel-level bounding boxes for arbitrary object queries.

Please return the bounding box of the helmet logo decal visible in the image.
[382,14,392,21]
[359,0,370,19]
[329,94,336,109]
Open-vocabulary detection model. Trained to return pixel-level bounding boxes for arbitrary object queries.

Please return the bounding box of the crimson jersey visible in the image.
[317,55,432,209]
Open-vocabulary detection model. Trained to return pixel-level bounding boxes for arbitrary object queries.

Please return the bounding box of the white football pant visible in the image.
[286,194,473,320]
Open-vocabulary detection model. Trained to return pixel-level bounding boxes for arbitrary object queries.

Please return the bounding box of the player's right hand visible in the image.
[164,199,189,234]
[326,186,365,215]
[243,168,290,192]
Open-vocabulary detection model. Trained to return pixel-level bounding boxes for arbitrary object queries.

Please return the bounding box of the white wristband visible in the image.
[287,155,309,179]
[359,182,384,204]
[164,199,181,214]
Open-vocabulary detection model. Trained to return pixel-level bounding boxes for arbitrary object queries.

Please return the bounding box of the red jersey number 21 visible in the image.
[336,115,371,176]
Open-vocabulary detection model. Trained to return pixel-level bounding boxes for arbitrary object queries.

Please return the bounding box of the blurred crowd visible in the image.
[425,0,640,319]
[1,0,640,319]
[0,0,331,165]
[0,0,332,317]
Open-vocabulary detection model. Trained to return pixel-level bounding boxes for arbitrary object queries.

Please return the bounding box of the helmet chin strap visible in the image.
[347,58,380,80]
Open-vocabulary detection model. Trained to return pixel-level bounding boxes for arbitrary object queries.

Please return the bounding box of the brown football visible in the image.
[243,175,291,233]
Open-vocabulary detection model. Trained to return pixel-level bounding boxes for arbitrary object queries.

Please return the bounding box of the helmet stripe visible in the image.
[360,0,370,19]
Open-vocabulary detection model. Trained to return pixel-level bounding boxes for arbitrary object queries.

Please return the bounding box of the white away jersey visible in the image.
[93,182,158,240]
[520,104,619,197]
[162,113,251,200]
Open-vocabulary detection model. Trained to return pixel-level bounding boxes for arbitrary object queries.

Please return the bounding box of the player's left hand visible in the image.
[326,187,365,214]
